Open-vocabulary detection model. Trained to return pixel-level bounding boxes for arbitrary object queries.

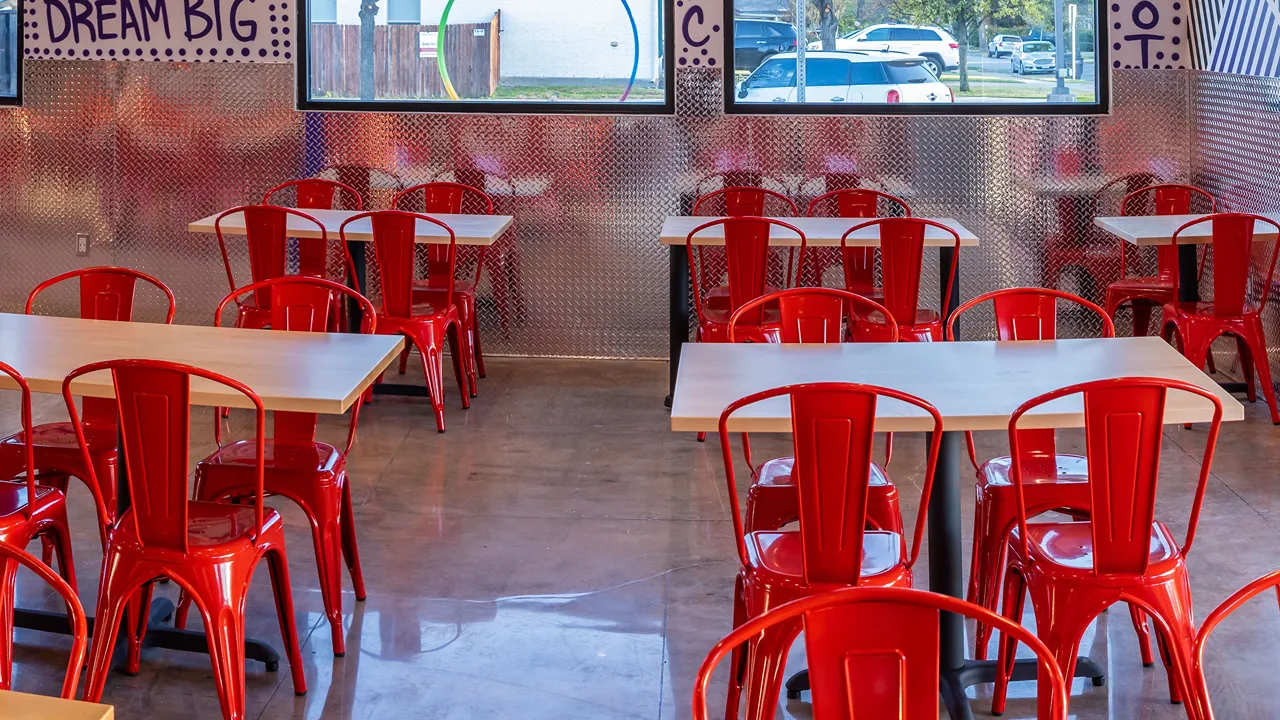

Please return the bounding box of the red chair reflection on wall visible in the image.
[802,188,912,292]
[1042,171,1158,300]
[694,587,1069,720]
[717,382,943,720]
[1160,213,1280,424]
[991,377,1225,716]
[1104,184,1217,337]
[841,218,961,341]
[945,288,1159,665]
[69,360,308,720]
[393,181,497,397]
[0,267,176,547]
[263,178,365,213]
[0,540,87,699]
[0,362,79,692]
[1191,569,1280,719]
[341,211,472,433]
[693,187,800,314]
[726,288,903,539]
[215,205,358,331]
[173,277,376,657]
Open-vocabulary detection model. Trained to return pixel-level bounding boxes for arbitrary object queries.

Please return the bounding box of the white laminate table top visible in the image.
[1094,213,1280,245]
[660,216,979,247]
[0,690,113,720]
[189,208,513,246]
[670,337,1242,433]
[0,313,404,414]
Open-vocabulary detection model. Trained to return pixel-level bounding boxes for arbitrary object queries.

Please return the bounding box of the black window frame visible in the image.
[0,0,22,108]
[723,0,1110,117]
[297,0,676,115]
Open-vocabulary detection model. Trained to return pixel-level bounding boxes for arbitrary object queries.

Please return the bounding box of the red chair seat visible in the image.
[707,285,782,311]
[745,530,905,582]
[183,502,285,548]
[1109,276,1173,293]
[756,456,891,488]
[0,481,60,519]
[1,421,116,455]
[199,440,340,477]
[1013,520,1181,576]
[979,453,1088,487]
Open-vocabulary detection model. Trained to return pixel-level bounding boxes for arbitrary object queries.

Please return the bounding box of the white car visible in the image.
[987,34,1021,58]
[1011,40,1057,75]
[736,51,954,105]
[809,24,960,78]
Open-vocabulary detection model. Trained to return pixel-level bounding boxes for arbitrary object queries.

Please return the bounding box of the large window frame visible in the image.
[0,0,22,107]
[722,0,1110,117]
[296,0,676,115]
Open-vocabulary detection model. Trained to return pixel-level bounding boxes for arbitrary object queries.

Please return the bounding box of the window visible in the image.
[298,0,674,114]
[726,1,1109,115]
[0,0,18,105]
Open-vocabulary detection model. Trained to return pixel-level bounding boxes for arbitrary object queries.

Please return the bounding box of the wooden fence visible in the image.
[309,12,500,100]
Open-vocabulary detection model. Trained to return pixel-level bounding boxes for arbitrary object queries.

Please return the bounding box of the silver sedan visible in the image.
[1011,41,1057,75]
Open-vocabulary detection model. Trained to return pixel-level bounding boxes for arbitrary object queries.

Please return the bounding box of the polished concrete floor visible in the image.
[5,357,1280,719]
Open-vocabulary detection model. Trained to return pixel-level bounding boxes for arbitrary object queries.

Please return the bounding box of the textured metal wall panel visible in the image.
[0,63,1188,357]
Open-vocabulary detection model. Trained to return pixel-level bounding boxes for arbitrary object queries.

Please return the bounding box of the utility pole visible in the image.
[796,0,807,102]
[359,0,379,101]
[1048,0,1073,101]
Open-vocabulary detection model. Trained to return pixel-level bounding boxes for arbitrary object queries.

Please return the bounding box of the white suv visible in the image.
[736,51,954,105]
[811,24,960,78]
[987,34,1022,58]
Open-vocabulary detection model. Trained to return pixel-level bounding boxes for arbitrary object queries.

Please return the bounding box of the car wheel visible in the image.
[922,56,943,77]
[988,48,995,57]
[1011,61,1017,73]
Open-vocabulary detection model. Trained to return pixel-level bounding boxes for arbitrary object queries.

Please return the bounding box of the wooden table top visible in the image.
[188,208,514,246]
[0,313,404,414]
[660,216,979,247]
[0,690,113,720]
[670,336,1243,433]
[1094,213,1280,245]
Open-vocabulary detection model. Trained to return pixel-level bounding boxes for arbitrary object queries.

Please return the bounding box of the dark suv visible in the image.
[734,19,798,71]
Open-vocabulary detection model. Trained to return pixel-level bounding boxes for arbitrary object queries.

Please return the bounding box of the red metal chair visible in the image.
[695,587,1068,720]
[726,289,902,538]
[0,267,176,542]
[172,278,376,656]
[1105,184,1217,337]
[0,362,79,693]
[67,359,307,720]
[842,218,960,342]
[944,288,1155,663]
[991,377,1225,717]
[693,187,800,313]
[1191,569,1280,720]
[717,382,942,720]
[394,181,497,396]
[341,211,471,433]
[0,541,87,699]
[687,217,807,345]
[215,205,358,331]
[1159,213,1280,424]
[263,178,365,211]
[802,188,912,292]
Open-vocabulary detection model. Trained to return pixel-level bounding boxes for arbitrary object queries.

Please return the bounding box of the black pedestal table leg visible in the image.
[667,244,690,408]
[1177,243,1200,303]
[347,239,368,333]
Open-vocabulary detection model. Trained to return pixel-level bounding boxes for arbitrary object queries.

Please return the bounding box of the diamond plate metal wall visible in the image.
[0,63,1188,357]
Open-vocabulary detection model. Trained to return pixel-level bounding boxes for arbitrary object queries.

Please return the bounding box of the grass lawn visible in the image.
[492,84,666,101]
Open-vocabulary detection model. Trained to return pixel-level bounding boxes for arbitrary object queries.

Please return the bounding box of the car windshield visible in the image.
[1022,42,1053,53]
[746,58,851,88]
[884,61,935,83]
[746,59,795,88]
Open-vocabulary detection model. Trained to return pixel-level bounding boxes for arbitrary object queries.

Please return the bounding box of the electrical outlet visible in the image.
[75,233,90,257]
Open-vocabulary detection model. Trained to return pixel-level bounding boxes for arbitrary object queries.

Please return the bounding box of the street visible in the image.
[940,50,1096,101]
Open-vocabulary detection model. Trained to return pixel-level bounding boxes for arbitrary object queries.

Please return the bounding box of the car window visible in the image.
[888,28,913,41]
[884,61,936,83]
[806,59,851,86]
[912,29,941,41]
[849,62,888,85]
[746,58,796,88]
[1021,42,1053,53]
[764,25,788,38]
[737,21,762,38]
[863,28,891,41]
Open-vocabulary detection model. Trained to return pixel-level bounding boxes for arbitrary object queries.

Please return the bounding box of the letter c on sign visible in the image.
[683,4,708,48]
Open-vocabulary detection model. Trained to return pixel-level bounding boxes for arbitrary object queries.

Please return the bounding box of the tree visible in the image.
[815,0,840,49]
[891,0,1036,91]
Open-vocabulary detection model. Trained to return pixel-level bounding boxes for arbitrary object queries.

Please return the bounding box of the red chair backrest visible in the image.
[1193,569,1280,720]
[843,218,960,326]
[393,181,495,279]
[1121,184,1217,281]
[27,267,176,428]
[805,188,911,292]
[692,186,798,217]
[214,277,376,453]
[1009,378,1223,577]
[340,210,458,319]
[215,205,331,306]
[693,587,1068,720]
[0,362,38,521]
[62,360,268,556]
[1172,213,1280,316]
[727,287,900,343]
[719,383,942,585]
[0,540,88,699]
[263,178,365,211]
[686,217,806,326]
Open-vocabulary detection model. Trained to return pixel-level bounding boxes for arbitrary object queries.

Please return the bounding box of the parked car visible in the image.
[1011,40,1057,75]
[734,19,798,70]
[810,24,959,78]
[987,34,1021,58]
[736,51,954,104]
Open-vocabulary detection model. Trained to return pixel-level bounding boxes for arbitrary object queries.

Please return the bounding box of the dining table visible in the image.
[0,312,403,674]
[658,215,979,404]
[0,689,114,720]
[669,335,1243,720]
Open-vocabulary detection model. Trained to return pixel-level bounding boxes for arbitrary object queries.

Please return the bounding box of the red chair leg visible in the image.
[339,478,367,601]
[397,347,410,375]
[724,575,747,720]
[472,311,487,379]
[1133,302,1153,337]
[1131,603,1156,667]
[306,501,348,656]
[416,331,448,433]
[83,564,139,702]
[125,582,155,675]
[991,566,1027,716]
[1134,577,1201,712]
[195,583,251,720]
[1243,317,1280,424]
[445,323,472,409]
[1236,335,1257,403]
[0,557,17,690]
[264,547,308,695]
